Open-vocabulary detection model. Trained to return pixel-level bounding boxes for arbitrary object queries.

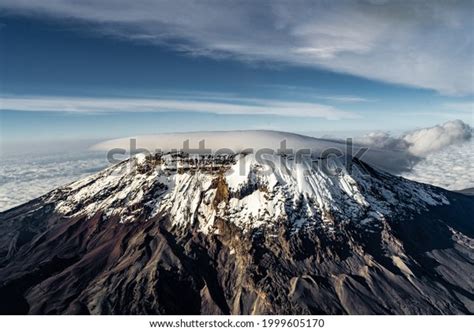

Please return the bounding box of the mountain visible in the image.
[0,131,473,314]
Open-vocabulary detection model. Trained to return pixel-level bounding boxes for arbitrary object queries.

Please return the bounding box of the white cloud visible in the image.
[259,85,375,103]
[355,131,409,150]
[402,120,472,156]
[402,140,474,191]
[354,120,472,180]
[91,120,472,176]
[0,95,357,119]
[1,0,472,94]
[0,151,108,211]
[358,120,472,156]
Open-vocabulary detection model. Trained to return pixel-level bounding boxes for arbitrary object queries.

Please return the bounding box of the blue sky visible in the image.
[0,1,473,146]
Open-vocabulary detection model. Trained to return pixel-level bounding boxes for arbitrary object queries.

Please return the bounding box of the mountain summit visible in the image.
[0,131,473,314]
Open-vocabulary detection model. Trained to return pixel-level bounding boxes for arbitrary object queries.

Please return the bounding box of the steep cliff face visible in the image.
[0,142,473,314]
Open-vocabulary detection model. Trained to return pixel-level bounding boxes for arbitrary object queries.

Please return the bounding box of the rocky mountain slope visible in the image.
[0,132,472,314]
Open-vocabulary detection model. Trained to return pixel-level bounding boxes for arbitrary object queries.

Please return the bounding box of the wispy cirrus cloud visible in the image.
[0,95,358,119]
[260,84,376,103]
[1,0,472,95]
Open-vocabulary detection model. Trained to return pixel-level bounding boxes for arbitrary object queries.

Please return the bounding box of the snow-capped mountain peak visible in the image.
[50,131,448,234]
